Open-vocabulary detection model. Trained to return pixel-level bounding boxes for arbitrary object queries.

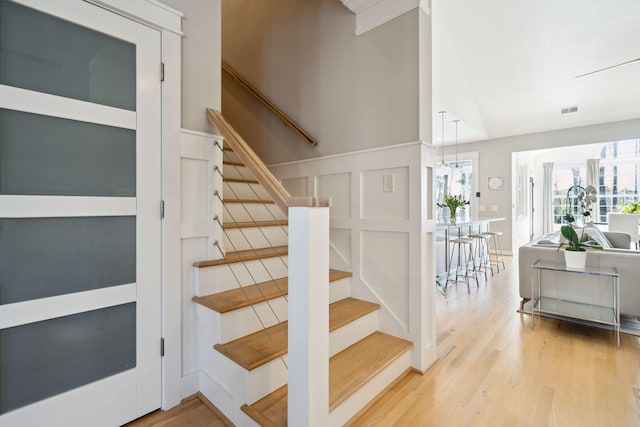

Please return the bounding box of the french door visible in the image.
[0,1,162,425]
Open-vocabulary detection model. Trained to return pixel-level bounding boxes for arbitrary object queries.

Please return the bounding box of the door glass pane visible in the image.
[0,1,136,110]
[0,217,135,305]
[0,303,136,414]
[0,109,135,197]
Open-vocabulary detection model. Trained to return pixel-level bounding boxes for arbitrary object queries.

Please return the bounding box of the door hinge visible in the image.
[160,200,165,219]
[161,63,165,82]
[161,337,165,357]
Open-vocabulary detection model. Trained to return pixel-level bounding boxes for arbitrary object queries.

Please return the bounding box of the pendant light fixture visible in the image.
[453,119,460,168]
[438,111,446,167]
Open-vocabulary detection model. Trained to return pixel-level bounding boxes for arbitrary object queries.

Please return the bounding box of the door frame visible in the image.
[87,0,185,410]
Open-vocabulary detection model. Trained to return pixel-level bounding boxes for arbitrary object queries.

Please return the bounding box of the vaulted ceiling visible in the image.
[433,0,640,145]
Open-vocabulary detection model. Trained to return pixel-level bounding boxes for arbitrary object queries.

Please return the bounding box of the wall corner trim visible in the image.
[341,0,427,35]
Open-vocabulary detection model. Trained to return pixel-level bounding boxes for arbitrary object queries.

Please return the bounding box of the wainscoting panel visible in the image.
[360,230,410,330]
[281,176,309,197]
[270,142,438,371]
[361,166,409,221]
[317,172,352,219]
[181,158,209,223]
[179,129,223,396]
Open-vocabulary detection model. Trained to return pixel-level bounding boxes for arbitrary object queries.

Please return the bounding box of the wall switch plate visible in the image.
[491,205,498,212]
[383,174,394,192]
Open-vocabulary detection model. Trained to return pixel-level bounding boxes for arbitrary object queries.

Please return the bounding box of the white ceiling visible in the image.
[432,0,640,145]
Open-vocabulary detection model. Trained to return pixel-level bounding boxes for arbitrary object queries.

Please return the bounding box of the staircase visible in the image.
[193,110,413,426]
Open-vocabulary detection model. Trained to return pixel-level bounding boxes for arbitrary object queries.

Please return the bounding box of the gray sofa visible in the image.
[519,231,640,317]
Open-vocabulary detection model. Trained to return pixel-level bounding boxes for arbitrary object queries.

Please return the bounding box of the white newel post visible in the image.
[288,197,331,426]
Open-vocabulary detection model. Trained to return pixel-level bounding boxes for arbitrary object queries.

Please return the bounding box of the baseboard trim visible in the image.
[196,392,235,427]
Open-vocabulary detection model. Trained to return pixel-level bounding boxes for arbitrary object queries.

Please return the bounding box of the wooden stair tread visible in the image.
[215,321,288,371]
[193,246,288,268]
[193,277,288,313]
[223,160,244,167]
[223,220,288,229]
[241,332,413,425]
[214,297,377,370]
[328,331,412,410]
[223,198,275,204]
[224,177,259,184]
[193,269,352,313]
[329,298,379,331]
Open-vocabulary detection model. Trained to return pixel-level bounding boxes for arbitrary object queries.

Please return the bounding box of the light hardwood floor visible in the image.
[129,257,640,426]
[350,257,640,426]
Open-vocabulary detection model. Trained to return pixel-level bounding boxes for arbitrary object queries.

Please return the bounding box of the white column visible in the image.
[288,198,331,426]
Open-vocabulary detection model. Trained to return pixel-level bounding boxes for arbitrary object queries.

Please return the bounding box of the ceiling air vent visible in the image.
[560,105,579,114]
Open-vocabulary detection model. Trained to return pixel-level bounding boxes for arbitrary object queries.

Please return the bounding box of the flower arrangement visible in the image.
[621,201,640,214]
[437,194,470,223]
[564,185,597,225]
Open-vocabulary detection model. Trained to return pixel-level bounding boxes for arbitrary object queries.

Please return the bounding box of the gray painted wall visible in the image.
[221,0,420,164]
[458,118,640,253]
[162,0,221,133]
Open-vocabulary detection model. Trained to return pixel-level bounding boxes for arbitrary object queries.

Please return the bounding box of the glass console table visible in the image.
[531,259,620,348]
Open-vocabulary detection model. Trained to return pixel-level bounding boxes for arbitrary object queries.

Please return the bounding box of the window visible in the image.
[436,160,474,217]
[552,139,640,224]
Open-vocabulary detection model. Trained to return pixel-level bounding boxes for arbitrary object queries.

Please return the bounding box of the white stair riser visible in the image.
[330,311,378,357]
[224,226,288,252]
[329,350,411,426]
[224,181,271,200]
[201,346,289,407]
[195,256,289,296]
[200,310,380,404]
[329,277,351,303]
[196,276,351,343]
[223,164,254,181]
[197,298,289,345]
[223,202,287,223]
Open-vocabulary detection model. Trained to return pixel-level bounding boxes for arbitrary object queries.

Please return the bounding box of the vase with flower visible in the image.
[437,194,470,224]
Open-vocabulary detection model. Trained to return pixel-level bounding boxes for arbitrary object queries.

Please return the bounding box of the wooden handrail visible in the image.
[207,109,292,214]
[221,61,317,146]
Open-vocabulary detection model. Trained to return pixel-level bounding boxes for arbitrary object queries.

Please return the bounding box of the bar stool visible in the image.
[445,237,479,295]
[468,233,494,280]
[481,230,506,272]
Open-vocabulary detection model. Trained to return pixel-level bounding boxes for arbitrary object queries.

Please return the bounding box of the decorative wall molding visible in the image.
[270,141,439,371]
[88,0,183,35]
[341,0,431,36]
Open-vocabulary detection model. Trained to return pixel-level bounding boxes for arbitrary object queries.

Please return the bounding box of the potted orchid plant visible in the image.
[559,185,602,268]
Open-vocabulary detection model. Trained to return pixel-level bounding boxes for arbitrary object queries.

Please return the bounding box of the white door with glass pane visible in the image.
[0,1,161,425]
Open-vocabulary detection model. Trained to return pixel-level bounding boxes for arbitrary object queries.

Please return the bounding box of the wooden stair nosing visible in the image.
[223,198,275,204]
[213,297,379,371]
[193,269,352,314]
[223,177,260,184]
[240,332,413,425]
[223,220,288,229]
[193,245,288,268]
[241,386,287,427]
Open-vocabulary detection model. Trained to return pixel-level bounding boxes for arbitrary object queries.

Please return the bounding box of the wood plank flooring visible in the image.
[349,257,640,426]
[125,394,231,427]
[131,257,640,426]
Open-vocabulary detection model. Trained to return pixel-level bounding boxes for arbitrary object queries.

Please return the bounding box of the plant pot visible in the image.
[564,249,587,269]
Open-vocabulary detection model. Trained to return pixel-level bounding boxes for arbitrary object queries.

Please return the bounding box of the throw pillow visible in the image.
[583,225,612,248]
